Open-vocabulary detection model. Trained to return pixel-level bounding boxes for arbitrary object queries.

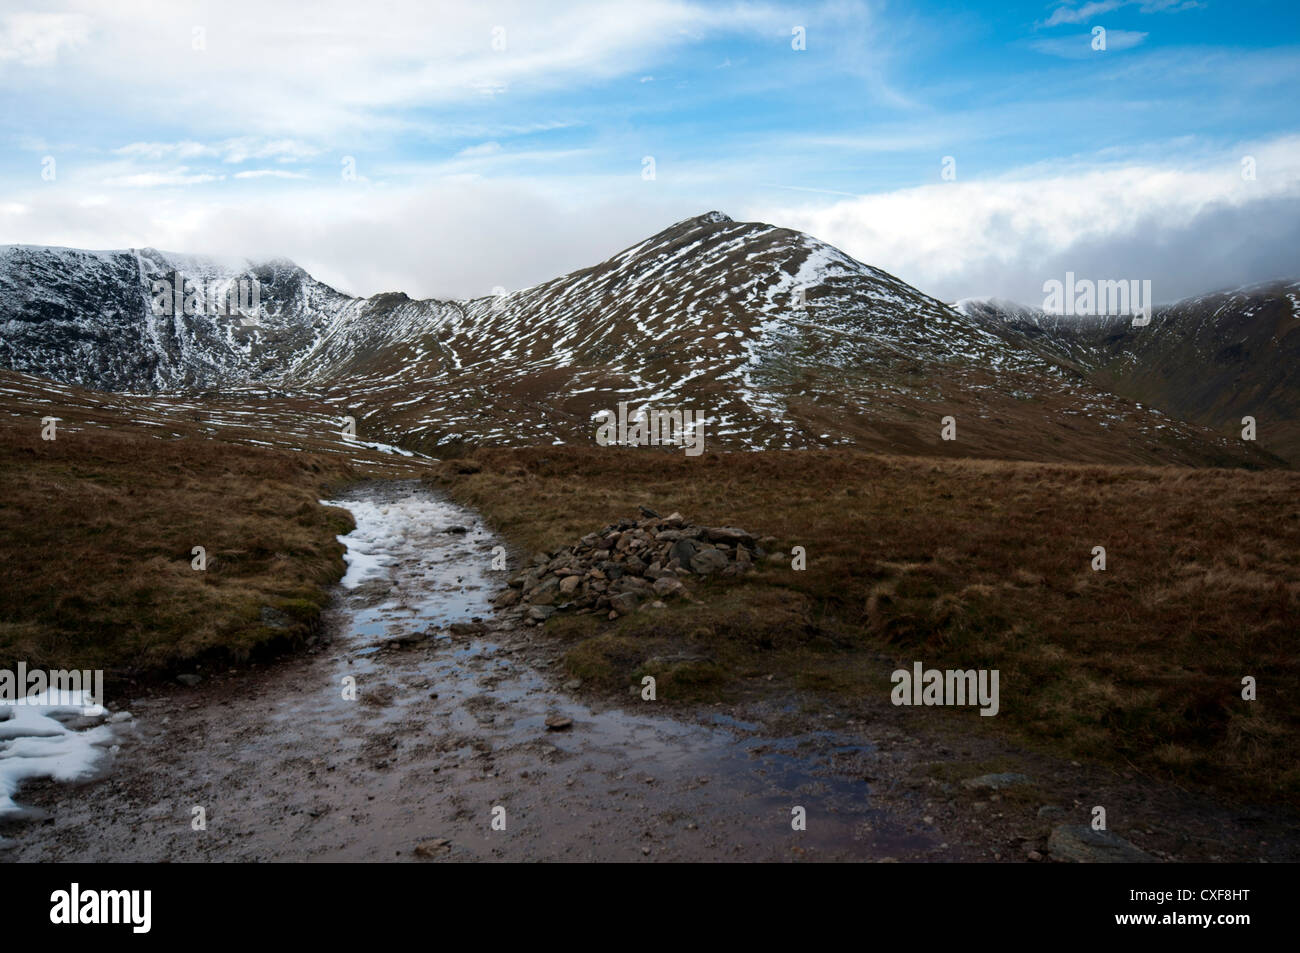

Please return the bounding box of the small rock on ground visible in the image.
[1047,825,1156,863]
[961,772,1032,791]
[414,839,452,858]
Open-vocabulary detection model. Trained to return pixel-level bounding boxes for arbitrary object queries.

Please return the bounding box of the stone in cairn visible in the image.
[497,510,767,623]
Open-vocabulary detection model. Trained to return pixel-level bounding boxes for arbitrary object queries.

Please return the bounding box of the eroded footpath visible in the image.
[3,482,943,861]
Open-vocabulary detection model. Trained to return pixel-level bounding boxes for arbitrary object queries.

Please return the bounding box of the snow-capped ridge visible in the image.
[1,219,1290,464]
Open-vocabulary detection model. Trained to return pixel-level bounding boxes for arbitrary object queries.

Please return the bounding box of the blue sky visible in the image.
[2,0,1298,303]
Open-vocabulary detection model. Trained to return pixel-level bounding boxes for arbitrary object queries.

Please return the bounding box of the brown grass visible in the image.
[428,445,1300,801]
[0,384,421,683]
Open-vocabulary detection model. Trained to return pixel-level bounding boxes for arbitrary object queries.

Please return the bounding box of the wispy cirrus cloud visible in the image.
[1043,1,1204,28]
[113,138,321,164]
[101,168,223,188]
[1031,29,1148,57]
[456,142,503,159]
[232,169,309,180]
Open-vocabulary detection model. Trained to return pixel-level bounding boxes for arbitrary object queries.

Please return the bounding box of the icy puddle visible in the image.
[7,480,934,861]
[321,490,500,638]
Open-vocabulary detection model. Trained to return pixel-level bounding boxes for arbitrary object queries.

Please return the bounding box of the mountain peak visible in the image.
[680,210,733,228]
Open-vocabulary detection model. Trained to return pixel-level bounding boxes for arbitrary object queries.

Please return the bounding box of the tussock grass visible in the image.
[0,395,411,682]
[429,445,1300,800]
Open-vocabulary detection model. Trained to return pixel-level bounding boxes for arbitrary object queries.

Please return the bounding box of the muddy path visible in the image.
[4,481,1295,862]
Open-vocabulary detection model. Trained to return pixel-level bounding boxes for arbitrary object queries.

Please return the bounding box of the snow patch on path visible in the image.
[0,690,124,817]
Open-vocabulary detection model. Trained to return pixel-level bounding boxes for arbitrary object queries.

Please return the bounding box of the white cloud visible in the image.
[455,142,503,158]
[748,136,1300,304]
[219,138,321,163]
[0,176,696,299]
[233,169,309,179]
[1,1,789,138]
[0,12,89,66]
[114,141,213,161]
[101,168,223,187]
[1031,29,1148,58]
[1044,2,1126,26]
[1044,1,1203,27]
[113,138,320,164]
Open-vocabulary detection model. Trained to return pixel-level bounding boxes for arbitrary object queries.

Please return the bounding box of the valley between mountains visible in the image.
[1,212,1296,861]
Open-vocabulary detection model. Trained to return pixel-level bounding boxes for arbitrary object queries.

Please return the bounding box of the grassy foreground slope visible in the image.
[429,446,1300,801]
[0,371,425,680]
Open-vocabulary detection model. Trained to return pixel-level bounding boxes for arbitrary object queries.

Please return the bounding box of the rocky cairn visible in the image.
[494,507,774,624]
